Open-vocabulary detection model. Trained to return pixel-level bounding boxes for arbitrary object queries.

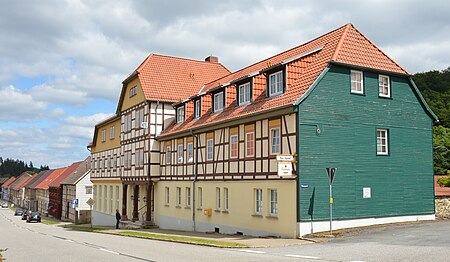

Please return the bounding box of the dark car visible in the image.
[26,211,41,223]
[22,210,31,220]
[14,209,24,216]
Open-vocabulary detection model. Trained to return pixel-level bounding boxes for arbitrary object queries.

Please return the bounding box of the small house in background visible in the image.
[35,167,67,215]
[9,172,34,207]
[48,162,82,219]
[26,170,54,211]
[23,171,47,210]
[1,177,16,202]
[61,157,92,223]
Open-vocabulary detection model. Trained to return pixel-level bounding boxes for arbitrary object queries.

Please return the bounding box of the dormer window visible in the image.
[194,99,201,118]
[268,71,283,97]
[238,82,251,105]
[213,92,224,113]
[176,106,185,124]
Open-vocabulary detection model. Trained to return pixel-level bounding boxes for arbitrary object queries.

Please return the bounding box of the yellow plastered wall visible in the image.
[154,180,297,237]
[91,117,121,153]
[92,180,122,215]
[120,77,146,112]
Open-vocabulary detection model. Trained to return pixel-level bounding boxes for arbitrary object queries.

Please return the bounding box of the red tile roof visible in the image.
[160,23,407,138]
[11,173,34,191]
[35,167,67,190]
[49,161,82,188]
[28,170,54,189]
[125,54,231,103]
[435,176,450,197]
[1,177,16,188]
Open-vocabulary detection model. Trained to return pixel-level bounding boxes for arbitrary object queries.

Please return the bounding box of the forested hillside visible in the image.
[413,67,450,174]
[0,157,49,177]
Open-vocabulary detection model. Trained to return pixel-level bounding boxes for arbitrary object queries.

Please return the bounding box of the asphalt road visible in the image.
[1,207,450,261]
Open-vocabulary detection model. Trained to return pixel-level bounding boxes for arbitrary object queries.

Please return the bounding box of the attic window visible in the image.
[130,86,137,97]
[238,82,252,105]
[177,106,185,124]
[213,92,224,113]
[194,99,201,119]
[267,70,284,97]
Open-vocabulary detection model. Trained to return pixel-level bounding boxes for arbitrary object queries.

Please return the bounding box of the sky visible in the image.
[0,0,449,169]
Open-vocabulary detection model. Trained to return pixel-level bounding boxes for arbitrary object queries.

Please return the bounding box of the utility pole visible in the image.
[326,168,337,236]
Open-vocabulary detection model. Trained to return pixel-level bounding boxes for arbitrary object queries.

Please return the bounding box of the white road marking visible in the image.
[99,248,120,255]
[239,249,266,254]
[285,254,320,259]
[349,261,367,262]
[65,239,74,243]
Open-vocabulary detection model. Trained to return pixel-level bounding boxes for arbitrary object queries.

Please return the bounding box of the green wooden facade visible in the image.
[296,65,435,222]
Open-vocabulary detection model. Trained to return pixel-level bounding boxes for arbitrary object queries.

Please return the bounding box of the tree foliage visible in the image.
[0,157,49,177]
[433,126,450,174]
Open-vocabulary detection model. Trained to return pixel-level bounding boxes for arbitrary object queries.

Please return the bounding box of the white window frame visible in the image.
[269,71,283,97]
[165,187,170,205]
[270,127,281,154]
[351,70,364,94]
[377,128,389,155]
[187,143,193,163]
[213,92,224,112]
[176,187,181,207]
[101,129,106,142]
[166,146,171,165]
[186,187,191,207]
[109,126,114,139]
[239,82,251,105]
[269,189,278,215]
[177,106,185,124]
[130,86,137,97]
[135,108,144,129]
[378,75,391,98]
[245,132,255,157]
[255,189,263,214]
[177,144,184,163]
[216,187,221,210]
[230,135,238,159]
[206,139,214,160]
[194,99,201,118]
[224,187,229,211]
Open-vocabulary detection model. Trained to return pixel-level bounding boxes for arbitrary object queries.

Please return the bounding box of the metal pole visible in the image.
[90,205,92,228]
[329,183,332,235]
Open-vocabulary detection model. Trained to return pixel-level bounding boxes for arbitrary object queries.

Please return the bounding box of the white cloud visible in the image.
[0,86,49,121]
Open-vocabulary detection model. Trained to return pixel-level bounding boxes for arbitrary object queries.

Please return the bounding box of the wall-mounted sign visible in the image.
[276,155,295,162]
[278,162,293,177]
[363,187,371,199]
[300,184,309,188]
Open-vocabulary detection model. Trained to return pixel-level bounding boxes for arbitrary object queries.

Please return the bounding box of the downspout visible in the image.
[191,130,199,232]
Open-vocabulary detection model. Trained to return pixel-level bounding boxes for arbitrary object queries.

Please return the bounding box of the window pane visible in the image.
[271,128,280,154]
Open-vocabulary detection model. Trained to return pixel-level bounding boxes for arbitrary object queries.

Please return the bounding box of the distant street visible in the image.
[1,207,450,261]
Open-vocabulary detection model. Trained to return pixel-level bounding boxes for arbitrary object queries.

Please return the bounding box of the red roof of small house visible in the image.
[119,54,231,105]
[11,172,34,191]
[1,177,16,188]
[28,170,54,189]
[61,157,91,185]
[435,175,450,197]
[159,23,409,138]
[35,167,67,190]
[49,161,82,188]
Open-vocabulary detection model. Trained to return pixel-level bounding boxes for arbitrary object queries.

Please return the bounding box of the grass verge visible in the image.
[114,231,249,248]
[63,225,108,233]
[41,219,61,225]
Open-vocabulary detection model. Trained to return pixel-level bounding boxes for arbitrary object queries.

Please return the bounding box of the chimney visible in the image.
[205,55,219,63]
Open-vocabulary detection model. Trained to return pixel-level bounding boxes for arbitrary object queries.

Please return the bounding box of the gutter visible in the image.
[191,130,199,232]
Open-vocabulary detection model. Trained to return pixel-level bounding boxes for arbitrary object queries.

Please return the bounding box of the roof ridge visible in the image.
[331,23,352,61]
[149,53,230,69]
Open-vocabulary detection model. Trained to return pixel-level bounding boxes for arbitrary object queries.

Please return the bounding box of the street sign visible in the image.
[300,184,309,188]
[326,167,337,184]
[86,198,94,206]
[276,155,295,162]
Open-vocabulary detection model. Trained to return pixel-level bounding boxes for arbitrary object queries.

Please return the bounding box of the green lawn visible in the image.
[41,219,61,225]
[63,225,108,233]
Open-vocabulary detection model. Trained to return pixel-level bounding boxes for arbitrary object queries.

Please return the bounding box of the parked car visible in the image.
[22,210,31,220]
[1,202,8,208]
[14,209,24,216]
[26,212,41,223]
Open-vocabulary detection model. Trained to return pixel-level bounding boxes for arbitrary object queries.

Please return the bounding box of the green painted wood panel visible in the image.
[297,65,434,222]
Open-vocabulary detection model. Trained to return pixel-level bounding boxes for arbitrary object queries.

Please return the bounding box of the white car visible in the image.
[1,203,8,208]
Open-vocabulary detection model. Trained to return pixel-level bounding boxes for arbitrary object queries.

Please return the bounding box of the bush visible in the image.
[438,173,450,187]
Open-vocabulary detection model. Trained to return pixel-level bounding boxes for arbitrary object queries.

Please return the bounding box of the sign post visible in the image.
[87,198,94,228]
[326,167,337,236]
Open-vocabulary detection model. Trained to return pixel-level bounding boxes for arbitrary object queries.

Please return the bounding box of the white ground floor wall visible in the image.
[92,211,115,227]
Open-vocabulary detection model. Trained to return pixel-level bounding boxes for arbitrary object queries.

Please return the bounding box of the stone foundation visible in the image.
[435,197,450,219]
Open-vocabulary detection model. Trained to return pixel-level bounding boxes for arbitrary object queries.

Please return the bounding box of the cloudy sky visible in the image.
[0,0,449,168]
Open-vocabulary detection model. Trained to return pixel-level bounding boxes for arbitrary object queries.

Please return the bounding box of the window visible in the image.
[213,92,224,112]
[255,189,263,214]
[224,188,229,211]
[98,186,102,211]
[110,185,113,213]
[245,132,255,157]
[270,128,281,154]
[93,185,97,211]
[85,186,93,194]
[177,144,184,163]
[109,126,115,139]
[269,189,278,215]
[230,135,238,158]
[165,146,171,165]
[130,86,137,97]
[198,187,203,208]
[113,156,117,168]
[216,187,221,210]
[269,71,283,97]
[135,108,144,128]
[194,99,201,118]
[136,149,144,168]
[239,82,251,105]
[124,151,132,168]
[351,70,364,94]
[379,75,390,98]
[165,187,170,205]
[187,143,193,163]
[207,139,213,160]
[115,186,119,211]
[176,187,181,206]
[103,185,107,212]
[177,106,185,124]
[186,187,191,207]
[101,129,106,142]
[124,114,132,132]
[377,129,389,155]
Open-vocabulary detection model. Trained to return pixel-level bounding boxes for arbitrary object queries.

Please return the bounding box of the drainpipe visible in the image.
[191,130,199,232]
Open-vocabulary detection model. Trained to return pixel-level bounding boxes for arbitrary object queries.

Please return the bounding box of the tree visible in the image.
[433,125,450,174]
